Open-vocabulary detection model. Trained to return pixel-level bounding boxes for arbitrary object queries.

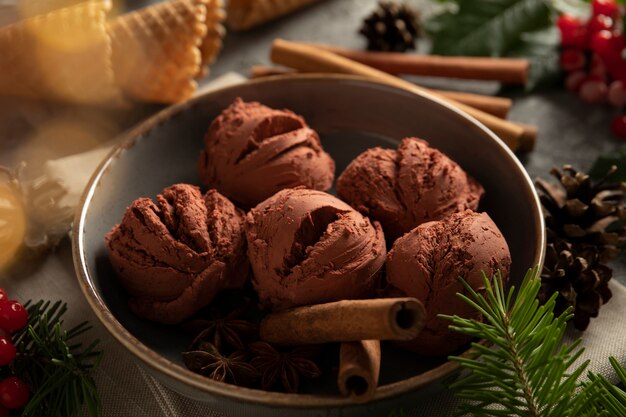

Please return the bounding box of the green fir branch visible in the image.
[10,301,102,417]
[443,268,626,417]
[579,357,626,416]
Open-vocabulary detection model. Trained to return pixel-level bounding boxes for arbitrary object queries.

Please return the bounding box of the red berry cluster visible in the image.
[0,289,29,414]
[557,0,626,137]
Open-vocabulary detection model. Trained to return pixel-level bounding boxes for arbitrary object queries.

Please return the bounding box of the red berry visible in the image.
[591,31,611,56]
[607,56,626,81]
[591,30,625,57]
[592,0,620,18]
[558,14,583,32]
[566,70,587,92]
[0,377,29,409]
[560,49,586,71]
[0,302,28,333]
[0,291,6,303]
[0,338,15,367]
[609,80,626,106]
[579,79,608,103]
[558,15,588,48]
[589,53,608,79]
[588,14,614,34]
[612,115,626,137]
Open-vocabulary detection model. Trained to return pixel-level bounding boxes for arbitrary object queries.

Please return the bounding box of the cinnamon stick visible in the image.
[260,298,425,346]
[250,65,512,118]
[518,123,538,153]
[270,39,536,151]
[436,90,511,119]
[310,44,529,85]
[338,340,381,402]
[250,65,296,78]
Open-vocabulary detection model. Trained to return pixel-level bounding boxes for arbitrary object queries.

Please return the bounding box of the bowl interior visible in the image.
[75,75,544,406]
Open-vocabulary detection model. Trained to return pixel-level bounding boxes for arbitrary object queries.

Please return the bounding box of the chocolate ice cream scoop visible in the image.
[386,210,511,356]
[106,184,249,325]
[336,137,484,242]
[246,188,386,310]
[198,98,335,207]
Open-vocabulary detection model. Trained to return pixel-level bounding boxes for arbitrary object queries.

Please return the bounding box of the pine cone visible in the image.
[536,165,626,261]
[536,164,624,330]
[359,1,420,52]
[22,175,74,249]
[0,164,73,252]
[540,240,612,330]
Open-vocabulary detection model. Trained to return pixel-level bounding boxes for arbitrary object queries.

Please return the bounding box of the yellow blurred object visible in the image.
[107,0,224,104]
[226,0,320,31]
[0,0,225,106]
[0,181,26,271]
[0,0,124,105]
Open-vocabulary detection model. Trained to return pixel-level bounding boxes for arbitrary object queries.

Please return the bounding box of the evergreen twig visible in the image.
[10,300,102,417]
[443,267,626,417]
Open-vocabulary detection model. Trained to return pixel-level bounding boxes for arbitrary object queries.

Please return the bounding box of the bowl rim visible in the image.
[72,73,546,408]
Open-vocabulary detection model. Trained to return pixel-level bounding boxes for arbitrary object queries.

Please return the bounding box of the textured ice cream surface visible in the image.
[336,137,484,242]
[246,188,387,310]
[386,210,511,356]
[198,98,335,207]
[105,184,249,325]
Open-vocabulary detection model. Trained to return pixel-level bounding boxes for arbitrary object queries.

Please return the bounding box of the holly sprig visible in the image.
[589,147,626,181]
[10,300,102,417]
[426,0,559,89]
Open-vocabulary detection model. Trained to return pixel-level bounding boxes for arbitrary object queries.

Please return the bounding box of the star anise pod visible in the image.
[183,308,258,352]
[182,342,258,386]
[248,342,322,393]
[359,1,421,52]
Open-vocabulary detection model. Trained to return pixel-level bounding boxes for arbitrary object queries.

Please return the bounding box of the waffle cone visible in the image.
[227,0,320,31]
[107,0,209,103]
[0,1,123,105]
[197,0,225,78]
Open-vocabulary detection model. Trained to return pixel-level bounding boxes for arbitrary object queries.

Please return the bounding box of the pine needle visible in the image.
[443,267,626,417]
[10,300,102,417]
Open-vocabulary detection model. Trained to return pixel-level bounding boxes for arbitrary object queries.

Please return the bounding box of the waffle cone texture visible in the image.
[0,0,226,105]
[198,0,225,76]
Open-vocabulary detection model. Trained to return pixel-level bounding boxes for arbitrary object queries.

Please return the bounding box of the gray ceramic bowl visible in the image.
[73,75,545,417]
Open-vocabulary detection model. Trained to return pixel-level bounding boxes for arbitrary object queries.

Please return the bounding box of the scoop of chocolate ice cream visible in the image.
[336,137,484,242]
[106,184,249,325]
[198,98,335,207]
[246,188,386,310]
[386,210,511,356]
